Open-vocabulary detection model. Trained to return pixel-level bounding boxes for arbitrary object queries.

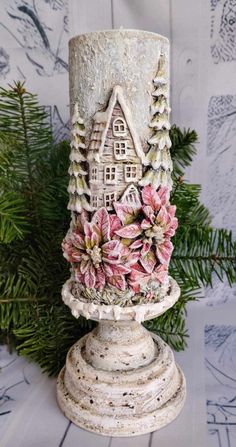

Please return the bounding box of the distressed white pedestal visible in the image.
[57,278,186,437]
[57,29,186,437]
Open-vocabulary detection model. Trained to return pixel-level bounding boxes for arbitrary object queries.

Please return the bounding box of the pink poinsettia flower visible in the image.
[141,186,178,264]
[113,202,141,225]
[128,262,168,294]
[62,207,131,291]
[120,244,140,267]
[115,185,178,266]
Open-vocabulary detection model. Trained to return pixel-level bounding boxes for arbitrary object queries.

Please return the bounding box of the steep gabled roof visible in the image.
[88,85,146,163]
[120,184,141,207]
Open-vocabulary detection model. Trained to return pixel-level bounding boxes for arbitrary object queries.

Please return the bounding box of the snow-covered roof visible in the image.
[88,85,146,163]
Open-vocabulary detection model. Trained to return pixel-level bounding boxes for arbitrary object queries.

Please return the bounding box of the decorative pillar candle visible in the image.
[57,29,186,437]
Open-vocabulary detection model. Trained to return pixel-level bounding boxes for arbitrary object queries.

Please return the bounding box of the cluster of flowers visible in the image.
[62,185,178,295]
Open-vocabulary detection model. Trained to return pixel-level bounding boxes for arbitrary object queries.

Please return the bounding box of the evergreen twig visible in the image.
[0,83,235,375]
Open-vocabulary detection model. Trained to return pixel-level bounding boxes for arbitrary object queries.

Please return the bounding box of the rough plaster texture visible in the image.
[62,276,180,322]
[69,29,169,148]
[57,326,186,436]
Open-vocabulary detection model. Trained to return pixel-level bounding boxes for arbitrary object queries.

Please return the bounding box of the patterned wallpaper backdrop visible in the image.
[206,95,236,234]
[211,0,236,63]
[0,0,70,141]
[204,0,236,308]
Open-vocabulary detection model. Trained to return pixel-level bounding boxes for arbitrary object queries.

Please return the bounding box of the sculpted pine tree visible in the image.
[67,103,91,213]
[140,54,173,189]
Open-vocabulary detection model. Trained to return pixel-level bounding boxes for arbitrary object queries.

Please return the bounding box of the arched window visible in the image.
[113,118,126,136]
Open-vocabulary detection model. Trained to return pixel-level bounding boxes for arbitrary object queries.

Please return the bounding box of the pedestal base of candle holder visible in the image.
[57,320,186,437]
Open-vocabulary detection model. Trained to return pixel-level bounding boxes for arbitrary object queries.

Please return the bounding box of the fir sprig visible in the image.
[0,83,235,374]
[170,125,197,177]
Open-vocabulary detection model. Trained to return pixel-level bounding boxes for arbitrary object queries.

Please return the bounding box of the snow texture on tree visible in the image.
[67,103,91,213]
[139,54,173,190]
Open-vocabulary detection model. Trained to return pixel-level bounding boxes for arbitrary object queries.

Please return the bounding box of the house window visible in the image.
[104,192,116,208]
[127,192,136,203]
[125,165,138,182]
[114,141,127,159]
[113,118,126,136]
[91,166,98,181]
[105,166,117,183]
[91,195,99,209]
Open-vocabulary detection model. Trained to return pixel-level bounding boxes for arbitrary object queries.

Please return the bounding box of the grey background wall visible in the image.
[0,0,235,304]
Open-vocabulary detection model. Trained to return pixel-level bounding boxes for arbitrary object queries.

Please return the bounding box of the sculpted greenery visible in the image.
[0,83,235,375]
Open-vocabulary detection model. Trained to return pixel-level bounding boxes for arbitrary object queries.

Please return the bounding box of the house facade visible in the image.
[88,86,145,210]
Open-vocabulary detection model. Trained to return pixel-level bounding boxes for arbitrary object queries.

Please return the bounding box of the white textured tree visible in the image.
[67,103,91,213]
[140,54,173,189]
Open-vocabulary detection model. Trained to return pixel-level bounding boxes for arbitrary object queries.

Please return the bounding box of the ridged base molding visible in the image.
[57,321,186,437]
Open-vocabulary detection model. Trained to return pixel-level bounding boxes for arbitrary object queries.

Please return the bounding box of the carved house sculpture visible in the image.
[88,86,146,210]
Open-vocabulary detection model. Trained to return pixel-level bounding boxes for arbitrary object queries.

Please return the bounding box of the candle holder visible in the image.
[57,29,186,436]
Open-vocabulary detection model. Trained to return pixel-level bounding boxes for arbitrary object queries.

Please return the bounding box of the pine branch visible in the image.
[170,126,198,177]
[0,82,52,230]
[0,82,235,375]
[172,227,236,287]
[13,304,94,376]
[0,83,51,171]
[18,85,34,196]
[0,192,29,243]
[171,180,211,228]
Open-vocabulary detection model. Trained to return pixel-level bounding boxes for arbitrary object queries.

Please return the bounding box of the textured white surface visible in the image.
[62,277,180,322]
[69,29,169,146]
[57,328,186,436]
